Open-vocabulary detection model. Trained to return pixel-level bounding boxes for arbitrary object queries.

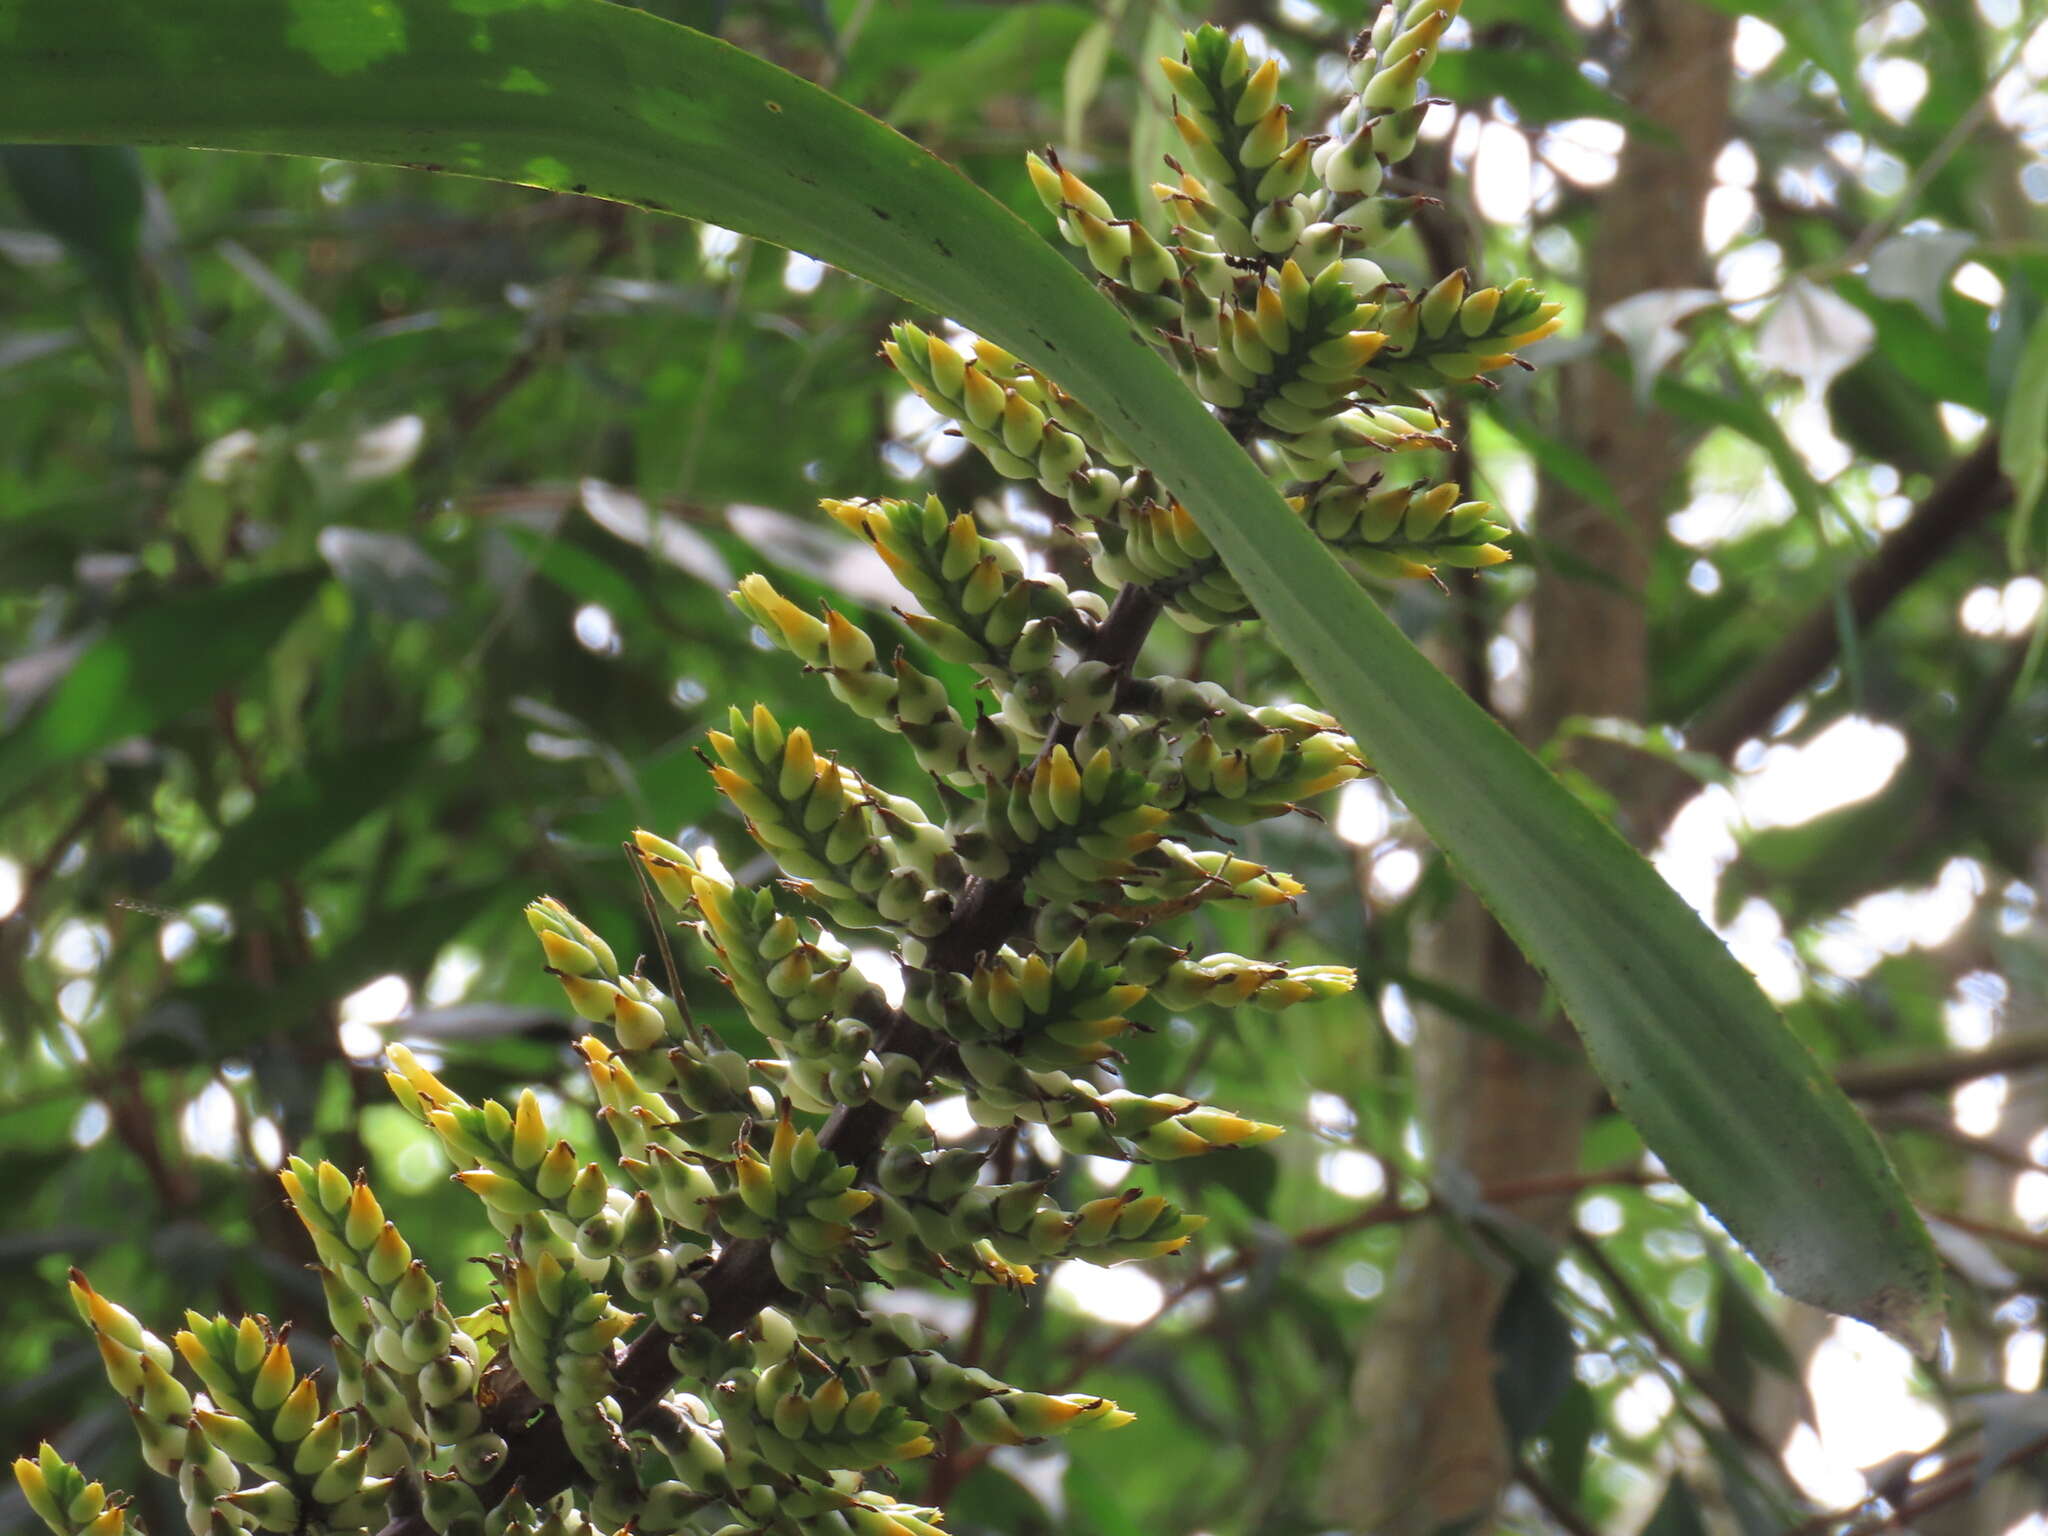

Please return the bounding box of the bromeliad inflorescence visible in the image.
[19,6,1558,1533]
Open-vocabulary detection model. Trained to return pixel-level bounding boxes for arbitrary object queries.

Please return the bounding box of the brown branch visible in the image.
[0,783,115,935]
[1840,633,2032,909]
[1834,1029,2048,1103]
[1513,1457,1603,1536]
[1914,1209,2048,1260]
[1784,1427,2048,1535]
[1642,438,2009,837]
[1052,1166,1657,1391]
[0,784,207,1211]
[446,208,630,443]
[1867,1104,2044,1177]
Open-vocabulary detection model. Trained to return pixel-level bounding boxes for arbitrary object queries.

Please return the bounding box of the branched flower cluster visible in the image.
[17,6,1557,1533]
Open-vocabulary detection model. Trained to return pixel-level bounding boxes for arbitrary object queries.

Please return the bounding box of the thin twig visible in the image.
[1785,1427,2048,1535]
[1570,1232,1786,1466]
[1053,1166,1657,1390]
[1868,1105,2044,1177]
[1514,1456,1602,1536]
[1836,1028,2048,1103]
[1642,439,2009,838]
[0,784,114,932]
[1915,1209,2048,1259]
[1681,40,2018,324]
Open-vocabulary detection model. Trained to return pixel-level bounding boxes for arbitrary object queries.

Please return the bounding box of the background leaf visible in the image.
[0,143,142,332]
[1490,1265,1577,1446]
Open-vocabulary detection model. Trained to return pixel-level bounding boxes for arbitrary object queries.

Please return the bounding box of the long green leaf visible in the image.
[0,0,1942,1345]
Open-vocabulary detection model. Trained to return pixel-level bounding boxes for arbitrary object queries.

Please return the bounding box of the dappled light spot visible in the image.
[2004,1330,2043,1391]
[887,388,968,473]
[1308,1090,1357,1140]
[1736,716,1907,830]
[49,917,108,974]
[178,1080,241,1162]
[70,1100,109,1150]
[1722,899,1803,1002]
[1471,118,1533,224]
[1368,846,1421,903]
[1732,15,1786,73]
[382,1111,451,1194]
[1334,779,1391,847]
[1611,1373,1673,1440]
[340,973,412,1036]
[56,979,96,1025]
[1715,138,1759,188]
[1946,971,2005,1048]
[1793,1320,1946,1504]
[286,0,406,75]
[1717,237,1786,313]
[1783,1423,1863,1507]
[1960,576,2047,637]
[1049,1261,1165,1326]
[298,413,424,488]
[500,65,550,94]
[924,1094,976,1142]
[571,602,622,656]
[187,902,234,940]
[1080,1156,1125,1190]
[2015,1170,2048,1230]
[1703,183,1756,253]
[1578,1195,1624,1237]
[1939,401,1990,445]
[421,946,483,1008]
[1952,259,2005,307]
[850,947,907,1007]
[1864,56,1929,122]
[525,730,593,761]
[1811,859,1985,982]
[522,155,574,188]
[1318,1149,1384,1200]
[1380,983,1417,1046]
[1542,117,1624,188]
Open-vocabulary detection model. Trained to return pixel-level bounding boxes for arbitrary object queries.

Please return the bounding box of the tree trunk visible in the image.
[1324,4,1735,1529]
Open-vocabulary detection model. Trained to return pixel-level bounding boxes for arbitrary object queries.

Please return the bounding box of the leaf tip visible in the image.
[1860,1279,1947,1362]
